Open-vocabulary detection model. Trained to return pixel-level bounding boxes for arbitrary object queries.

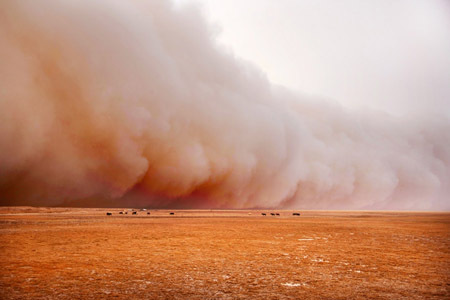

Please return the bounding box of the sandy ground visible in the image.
[0,207,449,299]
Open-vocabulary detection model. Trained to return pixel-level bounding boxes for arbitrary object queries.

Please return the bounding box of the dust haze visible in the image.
[0,0,449,210]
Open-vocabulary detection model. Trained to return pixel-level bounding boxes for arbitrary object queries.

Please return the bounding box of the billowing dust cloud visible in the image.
[0,0,449,210]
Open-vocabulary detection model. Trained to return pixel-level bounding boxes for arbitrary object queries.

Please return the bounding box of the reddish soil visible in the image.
[0,207,449,299]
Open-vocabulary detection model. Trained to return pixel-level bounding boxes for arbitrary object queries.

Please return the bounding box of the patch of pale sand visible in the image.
[281,282,305,287]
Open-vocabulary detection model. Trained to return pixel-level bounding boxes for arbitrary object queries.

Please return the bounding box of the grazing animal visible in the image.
[125,212,128,214]
[170,212,175,215]
[293,213,301,216]
[261,213,266,216]
[106,212,112,216]
[132,211,137,215]
[147,212,150,215]
[276,213,280,216]
[119,212,123,214]
[270,213,276,216]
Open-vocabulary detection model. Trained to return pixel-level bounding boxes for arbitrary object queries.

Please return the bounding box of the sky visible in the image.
[0,0,449,210]
[176,0,450,116]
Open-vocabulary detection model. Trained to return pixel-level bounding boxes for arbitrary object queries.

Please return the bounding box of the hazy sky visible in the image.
[1,0,449,210]
[176,0,450,116]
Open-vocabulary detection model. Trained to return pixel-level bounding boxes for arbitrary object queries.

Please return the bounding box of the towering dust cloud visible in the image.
[0,0,449,210]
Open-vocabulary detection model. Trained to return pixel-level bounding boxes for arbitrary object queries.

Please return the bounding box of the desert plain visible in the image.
[0,207,448,299]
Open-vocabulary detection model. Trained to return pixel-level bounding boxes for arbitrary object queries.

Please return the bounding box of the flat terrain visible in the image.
[0,207,449,299]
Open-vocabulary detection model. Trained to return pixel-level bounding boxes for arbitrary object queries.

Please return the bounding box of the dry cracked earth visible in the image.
[0,207,449,299]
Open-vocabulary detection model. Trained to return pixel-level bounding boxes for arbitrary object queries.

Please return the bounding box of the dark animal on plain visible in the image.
[170,212,175,215]
[106,212,112,216]
[261,213,266,216]
[293,213,301,216]
[276,213,280,216]
[147,212,150,215]
[125,212,128,214]
[132,211,137,215]
[270,213,276,216]
[119,212,123,214]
